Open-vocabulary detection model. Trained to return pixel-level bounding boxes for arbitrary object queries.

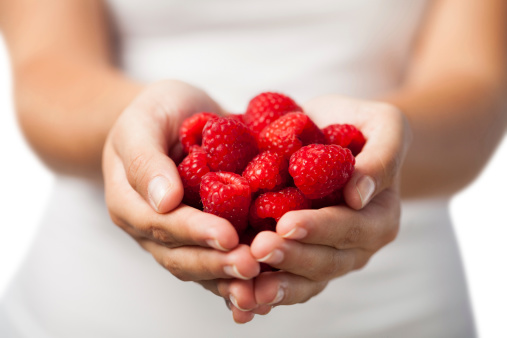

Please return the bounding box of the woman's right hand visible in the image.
[102,81,263,320]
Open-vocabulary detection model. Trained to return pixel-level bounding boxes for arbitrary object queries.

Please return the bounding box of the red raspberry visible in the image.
[322,124,366,156]
[289,144,355,199]
[177,146,210,209]
[202,117,258,174]
[249,187,310,232]
[242,151,289,193]
[200,172,251,235]
[179,112,219,153]
[311,189,344,209]
[228,114,245,123]
[259,112,326,158]
[243,92,303,139]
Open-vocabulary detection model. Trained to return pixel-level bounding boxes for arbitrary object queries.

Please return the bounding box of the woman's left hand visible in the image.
[244,95,412,313]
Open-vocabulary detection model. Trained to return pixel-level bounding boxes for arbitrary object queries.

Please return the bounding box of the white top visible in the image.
[0,1,476,337]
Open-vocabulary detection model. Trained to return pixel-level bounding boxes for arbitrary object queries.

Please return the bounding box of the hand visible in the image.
[247,95,411,310]
[102,80,261,310]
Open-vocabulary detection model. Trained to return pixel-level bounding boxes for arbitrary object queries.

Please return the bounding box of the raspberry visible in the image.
[177,146,210,209]
[228,114,245,123]
[259,112,326,158]
[289,144,355,199]
[202,117,259,174]
[179,112,219,153]
[249,187,310,232]
[242,151,289,193]
[322,124,366,156]
[200,172,251,234]
[243,92,303,139]
[311,189,344,209]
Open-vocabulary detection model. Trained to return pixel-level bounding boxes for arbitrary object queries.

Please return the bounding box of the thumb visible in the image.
[110,80,226,213]
[111,103,185,214]
[343,107,411,210]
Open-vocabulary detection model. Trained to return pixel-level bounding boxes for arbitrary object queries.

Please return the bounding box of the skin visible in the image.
[1,0,506,325]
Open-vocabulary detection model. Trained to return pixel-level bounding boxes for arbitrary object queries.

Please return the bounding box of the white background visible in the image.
[0,35,506,337]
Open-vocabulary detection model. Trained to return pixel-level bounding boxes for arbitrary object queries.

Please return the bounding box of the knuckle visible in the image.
[338,224,364,249]
[312,254,341,282]
[127,152,151,192]
[147,226,176,247]
[320,263,339,281]
[161,256,190,281]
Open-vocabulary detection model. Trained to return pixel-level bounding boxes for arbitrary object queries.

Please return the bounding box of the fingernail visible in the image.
[356,175,375,208]
[206,239,228,252]
[225,300,232,311]
[282,227,307,240]
[268,287,284,305]
[229,294,254,312]
[224,265,250,280]
[148,176,171,212]
[257,249,284,265]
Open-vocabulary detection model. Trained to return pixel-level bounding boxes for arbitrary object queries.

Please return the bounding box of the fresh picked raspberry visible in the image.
[243,92,303,139]
[249,187,310,232]
[179,112,219,153]
[311,189,344,209]
[242,151,289,193]
[202,117,259,174]
[177,146,210,209]
[322,124,366,156]
[228,114,246,123]
[200,172,251,234]
[289,144,355,199]
[259,112,326,158]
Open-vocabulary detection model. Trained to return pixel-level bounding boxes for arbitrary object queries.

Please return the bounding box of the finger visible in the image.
[141,241,260,282]
[250,231,369,282]
[200,278,257,324]
[199,279,271,316]
[221,280,272,315]
[221,279,258,312]
[111,102,184,214]
[104,150,239,250]
[231,305,255,324]
[276,190,400,250]
[254,271,328,306]
[343,103,411,210]
[226,281,271,315]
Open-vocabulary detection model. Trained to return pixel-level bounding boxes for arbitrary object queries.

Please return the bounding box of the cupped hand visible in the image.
[249,95,412,308]
[102,80,261,314]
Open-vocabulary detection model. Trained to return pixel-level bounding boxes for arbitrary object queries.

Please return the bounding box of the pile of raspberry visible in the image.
[175,92,365,244]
